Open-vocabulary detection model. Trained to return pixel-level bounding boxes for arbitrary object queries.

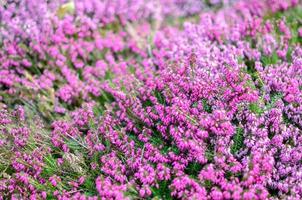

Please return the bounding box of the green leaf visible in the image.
[154,90,166,105]
[151,180,172,200]
[185,161,203,178]
[249,103,263,115]
[202,99,212,113]
[231,127,244,155]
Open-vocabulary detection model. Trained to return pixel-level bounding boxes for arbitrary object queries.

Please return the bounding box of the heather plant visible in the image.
[0,0,302,199]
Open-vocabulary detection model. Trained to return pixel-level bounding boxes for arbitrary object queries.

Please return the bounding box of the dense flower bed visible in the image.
[0,0,302,199]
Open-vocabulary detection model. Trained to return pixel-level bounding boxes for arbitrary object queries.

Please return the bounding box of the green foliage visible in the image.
[92,104,105,117]
[282,111,302,130]
[231,127,244,155]
[261,52,279,66]
[266,92,283,111]
[161,144,180,155]
[41,154,59,178]
[244,59,265,90]
[185,161,203,178]
[97,91,115,107]
[249,103,263,115]
[150,130,165,146]
[127,131,145,148]
[154,90,166,105]
[151,180,173,200]
[205,143,215,163]
[81,176,99,196]
[142,99,153,108]
[245,59,256,74]
[249,92,283,115]
[282,112,291,124]
[105,70,114,80]
[202,99,212,113]
[203,180,213,190]
[66,138,85,152]
[128,65,136,74]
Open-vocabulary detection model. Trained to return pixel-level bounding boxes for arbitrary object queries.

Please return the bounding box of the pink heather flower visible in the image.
[95,176,127,199]
[298,27,302,37]
[170,176,207,199]
[57,158,64,166]
[0,0,301,199]
[139,185,152,198]
[78,177,85,185]
[210,189,223,200]
[41,191,47,199]
[49,176,58,187]
[135,164,156,185]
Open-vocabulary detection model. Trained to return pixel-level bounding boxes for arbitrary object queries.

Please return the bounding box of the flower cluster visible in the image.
[0,0,302,199]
